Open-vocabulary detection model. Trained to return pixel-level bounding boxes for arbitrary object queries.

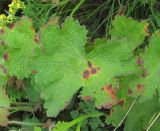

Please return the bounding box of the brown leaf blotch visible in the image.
[4,52,9,61]
[128,88,133,95]
[103,85,117,100]
[34,34,40,43]
[144,23,149,33]
[117,99,125,107]
[136,84,144,92]
[9,24,15,30]
[32,70,37,74]
[136,56,143,65]
[0,29,4,35]
[83,70,90,80]
[91,68,97,74]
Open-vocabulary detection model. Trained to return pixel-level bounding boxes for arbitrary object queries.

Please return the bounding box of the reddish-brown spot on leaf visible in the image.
[136,84,144,92]
[82,96,92,101]
[128,88,133,95]
[117,99,125,107]
[87,61,92,68]
[32,70,37,74]
[103,85,117,100]
[0,29,4,35]
[144,23,149,33]
[91,68,97,74]
[34,34,40,43]
[83,70,90,80]
[4,52,9,61]
[9,24,15,30]
[136,56,143,65]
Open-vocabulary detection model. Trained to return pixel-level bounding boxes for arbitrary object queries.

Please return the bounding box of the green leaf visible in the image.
[54,121,69,131]
[106,106,126,126]
[106,95,160,131]
[32,17,88,117]
[81,38,140,108]
[121,32,160,102]
[25,80,41,102]
[53,112,104,131]
[141,32,160,100]
[34,127,41,131]
[32,16,147,117]
[124,96,160,131]
[1,16,147,117]
[1,17,40,79]
[111,15,148,48]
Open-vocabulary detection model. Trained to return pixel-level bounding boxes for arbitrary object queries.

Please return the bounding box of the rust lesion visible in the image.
[9,24,15,30]
[117,99,125,107]
[3,52,9,61]
[83,70,90,80]
[83,61,100,80]
[144,23,149,33]
[32,70,37,75]
[0,29,5,35]
[91,68,97,74]
[136,83,144,92]
[34,34,40,43]
[101,84,117,100]
[136,56,143,65]
[128,88,133,95]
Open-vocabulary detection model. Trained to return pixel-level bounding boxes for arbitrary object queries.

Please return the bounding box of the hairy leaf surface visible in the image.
[1,17,40,79]
[0,16,148,117]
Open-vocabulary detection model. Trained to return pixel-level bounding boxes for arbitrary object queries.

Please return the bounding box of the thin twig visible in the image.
[113,97,138,131]
[146,112,160,131]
